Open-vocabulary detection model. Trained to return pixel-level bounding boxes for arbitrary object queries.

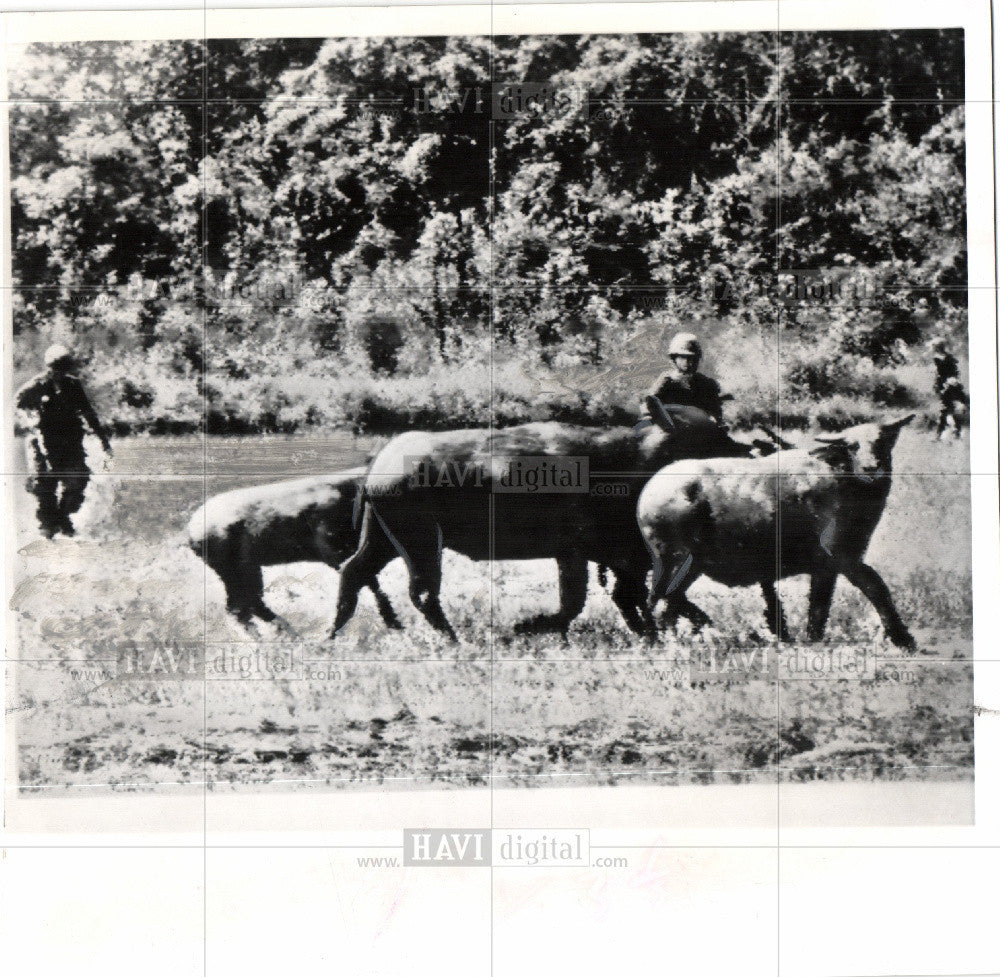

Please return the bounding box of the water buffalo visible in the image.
[637,414,916,649]
[188,468,400,636]
[331,401,759,640]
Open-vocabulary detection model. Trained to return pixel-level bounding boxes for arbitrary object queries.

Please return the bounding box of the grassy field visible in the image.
[8,429,974,793]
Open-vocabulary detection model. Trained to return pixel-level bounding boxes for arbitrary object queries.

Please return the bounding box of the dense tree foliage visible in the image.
[8,31,966,432]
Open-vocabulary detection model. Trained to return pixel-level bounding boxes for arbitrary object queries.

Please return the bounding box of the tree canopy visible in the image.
[8,31,967,432]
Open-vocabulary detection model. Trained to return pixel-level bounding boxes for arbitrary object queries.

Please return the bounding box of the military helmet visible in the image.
[668,332,702,358]
[44,343,75,368]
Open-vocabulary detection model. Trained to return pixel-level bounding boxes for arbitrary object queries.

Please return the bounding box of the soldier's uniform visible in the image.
[646,366,724,423]
[643,331,724,423]
[929,339,970,439]
[16,347,111,537]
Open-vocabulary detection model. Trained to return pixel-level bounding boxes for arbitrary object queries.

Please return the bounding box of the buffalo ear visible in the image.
[644,395,675,432]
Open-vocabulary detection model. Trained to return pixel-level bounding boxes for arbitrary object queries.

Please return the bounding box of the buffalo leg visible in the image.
[218,563,302,637]
[806,571,838,641]
[368,577,402,630]
[649,548,694,604]
[217,566,269,635]
[514,555,588,636]
[407,575,456,641]
[405,555,457,642]
[219,563,274,623]
[555,555,588,629]
[331,506,397,636]
[610,566,656,639]
[650,550,711,633]
[219,533,281,630]
[840,561,916,651]
[662,595,711,632]
[760,579,789,641]
[373,516,458,641]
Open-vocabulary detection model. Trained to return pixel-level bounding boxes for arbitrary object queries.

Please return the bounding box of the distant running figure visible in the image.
[644,331,724,422]
[928,336,970,439]
[16,344,112,538]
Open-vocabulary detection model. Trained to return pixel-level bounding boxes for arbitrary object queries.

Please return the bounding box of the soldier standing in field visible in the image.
[16,344,113,538]
[928,336,970,440]
[644,331,724,422]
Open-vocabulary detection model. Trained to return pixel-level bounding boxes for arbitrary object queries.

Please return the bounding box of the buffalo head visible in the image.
[811,414,916,478]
